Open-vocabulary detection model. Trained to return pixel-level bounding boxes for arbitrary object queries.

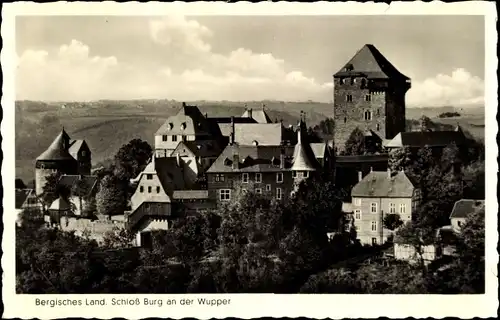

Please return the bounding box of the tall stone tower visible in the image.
[35,129,78,195]
[332,44,411,153]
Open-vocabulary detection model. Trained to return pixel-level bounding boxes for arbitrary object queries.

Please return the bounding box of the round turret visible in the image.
[35,129,78,195]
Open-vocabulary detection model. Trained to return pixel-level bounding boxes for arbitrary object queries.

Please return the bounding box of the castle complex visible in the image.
[19,44,471,249]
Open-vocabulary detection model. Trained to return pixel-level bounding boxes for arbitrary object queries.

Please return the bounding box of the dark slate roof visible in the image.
[36,129,75,161]
[385,130,466,148]
[334,44,409,80]
[209,116,256,124]
[58,175,98,195]
[172,190,209,200]
[156,104,212,136]
[68,140,89,159]
[450,199,485,219]
[207,144,295,173]
[15,189,33,209]
[173,140,223,158]
[15,178,27,189]
[351,170,415,198]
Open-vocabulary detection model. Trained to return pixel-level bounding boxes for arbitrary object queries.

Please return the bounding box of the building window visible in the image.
[377,108,380,116]
[365,94,371,102]
[219,189,231,201]
[354,209,361,220]
[372,237,377,245]
[156,186,160,193]
[370,202,378,214]
[364,110,372,121]
[350,78,355,85]
[172,135,177,142]
[266,184,271,191]
[346,95,353,102]
[140,186,144,193]
[340,78,347,85]
[81,151,86,156]
[148,186,152,193]
[256,188,262,195]
[255,173,262,183]
[215,174,225,182]
[389,203,396,213]
[458,221,462,227]
[276,172,283,183]
[181,135,187,142]
[354,198,361,206]
[242,173,249,183]
[355,225,361,232]
[146,174,153,180]
[344,117,347,123]
[276,188,282,200]
[371,221,377,231]
[303,171,309,178]
[400,203,406,214]
[162,135,168,141]
[292,171,297,178]
[376,123,380,131]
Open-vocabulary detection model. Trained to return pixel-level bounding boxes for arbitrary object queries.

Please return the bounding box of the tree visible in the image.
[95,175,127,217]
[71,177,91,216]
[441,142,461,172]
[462,160,485,199]
[114,139,153,181]
[343,127,365,156]
[419,116,432,131]
[102,226,136,249]
[394,221,436,272]
[299,268,360,293]
[383,213,404,231]
[41,172,70,210]
[388,147,413,172]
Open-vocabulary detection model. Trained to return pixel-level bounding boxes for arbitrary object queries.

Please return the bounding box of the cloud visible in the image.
[407,68,484,107]
[17,40,118,101]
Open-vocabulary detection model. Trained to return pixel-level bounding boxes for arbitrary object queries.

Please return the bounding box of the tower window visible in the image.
[364,111,372,121]
[344,117,347,124]
[377,109,380,116]
[365,94,371,102]
[376,123,380,131]
[346,95,353,102]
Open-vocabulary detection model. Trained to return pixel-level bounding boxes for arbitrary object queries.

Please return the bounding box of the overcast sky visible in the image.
[16,15,484,107]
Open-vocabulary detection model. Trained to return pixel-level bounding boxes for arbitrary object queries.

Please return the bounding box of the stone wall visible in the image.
[59,216,128,245]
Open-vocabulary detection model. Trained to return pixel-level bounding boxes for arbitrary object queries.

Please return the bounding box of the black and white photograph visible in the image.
[2,2,498,319]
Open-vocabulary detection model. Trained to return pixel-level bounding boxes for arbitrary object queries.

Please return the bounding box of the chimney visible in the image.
[387,168,391,179]
[248,108,253,119]
[182,102,186,107]
[280,149,285,169]
[230,116,235,145]
[358,171,363,182]
[176,153,181,167]
[232,151,239,170]
[370,166,373,172]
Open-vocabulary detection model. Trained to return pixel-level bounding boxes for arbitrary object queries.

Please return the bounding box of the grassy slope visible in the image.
[15,100,484,183]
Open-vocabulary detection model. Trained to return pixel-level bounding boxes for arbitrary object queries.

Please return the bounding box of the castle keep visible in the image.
[333,44,411,152]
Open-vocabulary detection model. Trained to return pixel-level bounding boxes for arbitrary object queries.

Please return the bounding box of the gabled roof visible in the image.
[58,175,98,195]
[68,140,89,159]
[16,189,33,209]
[351,170,415,198]
[450,199,485,219]
[155,104,211,136]
[172,140,222,158]
[49,196,72,211]
[207,144,295,173]
[234,123,283,146]
[309,143,328,159]
[385,130,466,148]
[334,44,409,80]
[36,129,75,161]
[241,108,273,124]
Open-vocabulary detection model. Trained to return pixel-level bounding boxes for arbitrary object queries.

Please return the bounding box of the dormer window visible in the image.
[224,158,232,166]
[346,95,353,102]
[168,123,173,130]
[181,122,186,130]
[350,78,355,85]
[340,78,347,85]
[345,64,354,72]
[272,157,280,166]
[361,78,367,87]
[252,140,259,146]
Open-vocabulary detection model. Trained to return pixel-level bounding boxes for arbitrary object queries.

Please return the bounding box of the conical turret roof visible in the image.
[36,129,74,161]
[291,128,317,171]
